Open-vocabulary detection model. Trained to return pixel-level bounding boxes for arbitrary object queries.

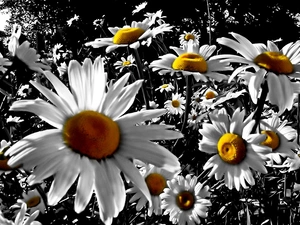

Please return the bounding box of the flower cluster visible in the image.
[1,2,300,225]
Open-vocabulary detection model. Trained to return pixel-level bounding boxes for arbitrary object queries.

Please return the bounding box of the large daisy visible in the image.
[149,39,232,82]
[215,32,300,114]
[5,56,183,225]
[198,108,271,190]
[160,174,211,225]
[260,115,298,165]
[85,18,173,53]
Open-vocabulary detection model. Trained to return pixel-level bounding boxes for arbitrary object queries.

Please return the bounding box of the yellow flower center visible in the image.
[176,191,195,211]
[205,91,216,99]
[122,61,131,66]
[26,196,41,208]
[113,27,145,44]
[63,110,120,159]
[261,130,280,150]
[184,33,195,41]
[172,53,208,73]
[161,84,169,89]
[254,51,293,74]
[145,173,167,196]
[172,100,180,108]
[217,133,247,164]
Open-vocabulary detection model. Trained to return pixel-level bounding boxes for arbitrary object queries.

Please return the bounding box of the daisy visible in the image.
[187,108,207,130]
[113,55,136,72]
[0,202,41,225]
[155,83,175,93]
[5,56,183,225]
[198,108,271,190]
[127,163,178,216]
[11,189,46,215]
[17,84,31,98]
[215,32,300,114]
[149,39,232,82]
[179,30,200,46]
[16,41,51,74]
[85,18,173,53]
[160,174,211,225]
[200,88,218,108]
[260,114,298,165]
[164,93,186,116]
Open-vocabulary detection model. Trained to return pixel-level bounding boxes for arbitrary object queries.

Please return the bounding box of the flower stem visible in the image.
[297,93,300,145]
[181,75,192,133]
[251,80,269,133]
[132,48,150,109]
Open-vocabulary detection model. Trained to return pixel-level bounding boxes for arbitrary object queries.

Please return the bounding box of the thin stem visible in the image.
[132,48,150,109]
[181,75,193,133]
[251,81,269,133]
[297,93,300,145]
[206,0,212,45]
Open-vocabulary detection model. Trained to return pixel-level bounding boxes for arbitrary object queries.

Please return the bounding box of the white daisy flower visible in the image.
[5,56,183,225]
[85,18,173,53]
[198,108,271,190]
[155,83,175,93]
[200,88,218,108]
[260,115,298,164]
[127,163,178,216]
[215,32,300,114]
[150,39,232,82]
[164,93,186,116]
[160,174,211,225]
[179,30,200,46]
[113,54,136,72]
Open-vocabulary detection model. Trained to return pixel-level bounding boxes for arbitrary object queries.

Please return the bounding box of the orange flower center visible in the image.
[113,27,145,44]
[172,53,208,73]
[176,190,195,211]
[261,130,280,150]
[172,100,180,108]
[122,60,131,66]
[254,51,293,74]
[184,33,195,41]
[217,133,247,164]
[26,196,41,208]
[205,91,216,99]
[145,173,167,196]
[63,110,120,159]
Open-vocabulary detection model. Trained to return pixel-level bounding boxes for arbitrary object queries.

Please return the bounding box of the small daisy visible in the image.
[215,32,300,114]
[114,55,136,72]
[127,163,178,216]
[198,108,271,190]
[0,202,41,225]
[164,93,186,116]
[85,18,173,53]
[155,83,175,93]
[179,30,200,46]
[150,39,232,82]
[11,188,46,215]
[160,174,211,225]
[17,84,31,98]
[187,108,207,130]
[200,88,218,107]
[5,56,182,225]
[260,115,298,164]
[16,41,51,74]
